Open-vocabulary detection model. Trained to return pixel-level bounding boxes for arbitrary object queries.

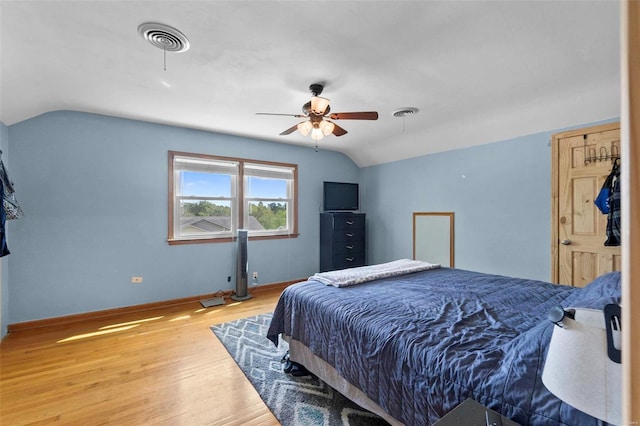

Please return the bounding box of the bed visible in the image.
[266,261,622,426]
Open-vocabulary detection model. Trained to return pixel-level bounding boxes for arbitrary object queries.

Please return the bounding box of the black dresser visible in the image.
[320,212,366,272]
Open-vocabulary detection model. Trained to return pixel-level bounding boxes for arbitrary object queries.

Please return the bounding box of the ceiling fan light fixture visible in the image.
[319,120,335,136]
[311,96,330,115]
[297,121,313,136]
[311,127,324,141]
[256,83,378,141]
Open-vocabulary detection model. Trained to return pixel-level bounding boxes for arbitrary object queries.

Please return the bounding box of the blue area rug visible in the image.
[211,313,389,426]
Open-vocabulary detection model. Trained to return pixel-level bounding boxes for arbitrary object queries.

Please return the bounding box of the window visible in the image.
[168,151,298,244]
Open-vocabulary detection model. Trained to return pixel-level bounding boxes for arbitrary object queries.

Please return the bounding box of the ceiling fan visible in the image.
[256,83,378,142]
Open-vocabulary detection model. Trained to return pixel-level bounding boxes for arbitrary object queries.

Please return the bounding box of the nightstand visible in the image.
[433,398,521,426]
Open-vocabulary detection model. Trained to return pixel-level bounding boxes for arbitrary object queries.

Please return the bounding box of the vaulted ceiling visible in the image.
[0,1,620,167]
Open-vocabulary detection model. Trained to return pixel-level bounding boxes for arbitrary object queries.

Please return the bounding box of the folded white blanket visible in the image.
[310,259,441,288]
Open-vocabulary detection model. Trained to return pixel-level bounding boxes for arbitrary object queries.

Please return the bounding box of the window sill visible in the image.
[167,233,300,245]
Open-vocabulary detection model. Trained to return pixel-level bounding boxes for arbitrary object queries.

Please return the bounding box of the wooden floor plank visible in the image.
[0,289,283,425]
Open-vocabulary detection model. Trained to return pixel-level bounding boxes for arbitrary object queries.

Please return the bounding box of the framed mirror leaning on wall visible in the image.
[413,212,454,267]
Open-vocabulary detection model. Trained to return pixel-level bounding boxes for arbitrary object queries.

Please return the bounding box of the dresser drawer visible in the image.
[332,215,366,231]
[331,242,365,256]
[332,228,365,242]
[332,252,365,269]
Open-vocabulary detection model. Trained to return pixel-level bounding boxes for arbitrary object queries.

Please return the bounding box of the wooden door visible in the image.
[551,123,622,286]
[623,1,640,419]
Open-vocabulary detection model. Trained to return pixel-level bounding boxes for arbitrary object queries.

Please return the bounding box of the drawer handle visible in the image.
[346,233,353,237]
[346,220,354,225]
[346,245,353,249]
[346,257,354,262]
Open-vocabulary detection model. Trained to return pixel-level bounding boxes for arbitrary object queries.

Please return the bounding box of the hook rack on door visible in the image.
[583,135,620,165]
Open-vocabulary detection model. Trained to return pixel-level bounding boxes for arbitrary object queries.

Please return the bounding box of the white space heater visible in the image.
[231,229,251,301]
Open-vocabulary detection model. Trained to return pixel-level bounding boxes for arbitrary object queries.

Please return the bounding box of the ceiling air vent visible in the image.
[392,107,419,118]
[392,107,419,133]
[138,22,190,53]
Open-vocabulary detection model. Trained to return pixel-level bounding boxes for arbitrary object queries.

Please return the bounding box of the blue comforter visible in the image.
[267,268,621,425]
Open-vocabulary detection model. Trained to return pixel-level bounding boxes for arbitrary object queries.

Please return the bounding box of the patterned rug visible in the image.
[211,313,389,426]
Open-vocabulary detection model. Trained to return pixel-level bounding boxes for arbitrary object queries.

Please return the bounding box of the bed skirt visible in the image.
[284,335,404,426]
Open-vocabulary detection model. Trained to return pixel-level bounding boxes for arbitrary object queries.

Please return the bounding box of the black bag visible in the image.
[3,191,24,220]
[595,159,620,214]
[604,175,621,246]
[0,158,24,220]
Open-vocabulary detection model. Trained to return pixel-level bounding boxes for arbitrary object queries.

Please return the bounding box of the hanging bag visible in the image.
[604,162,621,246]
[0,158,24,220]
[594,159,620,214]
[3,191,24,220]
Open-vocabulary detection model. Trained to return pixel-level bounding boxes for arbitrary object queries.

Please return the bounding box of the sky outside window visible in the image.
[181,172,230,197]
[246,177,287,198]
[182,172,286,198]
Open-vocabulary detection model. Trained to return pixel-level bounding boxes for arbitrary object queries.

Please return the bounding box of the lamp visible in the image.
[297,120,313,136]
[297,119,334,140]
[310,126,324,141]
[542,305,622,425]
[310,96,330,115]
[319,120,335,136]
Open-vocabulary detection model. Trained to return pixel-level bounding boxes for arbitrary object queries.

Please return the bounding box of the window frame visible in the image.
[168,151,298,245]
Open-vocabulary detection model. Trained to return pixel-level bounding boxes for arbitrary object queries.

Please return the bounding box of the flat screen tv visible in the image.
[323,181,359,211]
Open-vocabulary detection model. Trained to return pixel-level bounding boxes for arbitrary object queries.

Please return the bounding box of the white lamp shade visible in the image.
[310,127,324,141]
[310,96,330,115]
[542,308,621,425]
[297,120,313,136]
[319,120,335,136]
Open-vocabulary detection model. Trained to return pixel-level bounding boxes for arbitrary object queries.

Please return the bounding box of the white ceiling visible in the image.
[0,1,621,167]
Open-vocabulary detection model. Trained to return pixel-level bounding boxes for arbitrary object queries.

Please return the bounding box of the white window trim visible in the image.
[243,164,295,237]
[168,151,298,245]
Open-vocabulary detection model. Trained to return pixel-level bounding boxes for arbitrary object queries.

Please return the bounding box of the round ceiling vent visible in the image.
[138,22,190,53]
[392,107,419,118]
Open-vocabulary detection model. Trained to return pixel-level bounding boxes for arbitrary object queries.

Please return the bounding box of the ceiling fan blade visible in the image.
[279,123,301,135]
[329,111,378,120]
[256,112,306,118]
[332,123,348,137]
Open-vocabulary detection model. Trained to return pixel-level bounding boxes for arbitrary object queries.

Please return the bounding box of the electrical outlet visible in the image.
[131,276,143,284]
[253,272,258,279]
[227,276,231,282]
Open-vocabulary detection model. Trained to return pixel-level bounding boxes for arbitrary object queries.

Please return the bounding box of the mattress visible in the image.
[267,267,622,425]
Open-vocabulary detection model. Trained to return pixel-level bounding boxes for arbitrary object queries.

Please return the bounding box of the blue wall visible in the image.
[5,111,618,326]
[1,121,8,337]
[7,111,359,323]
[361,134,551,281]
[361,119,617,282]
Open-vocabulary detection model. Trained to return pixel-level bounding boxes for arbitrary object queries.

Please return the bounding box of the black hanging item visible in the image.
[604,304,622,363]
[0,177,9,257]
[604,159,621,246]
[0,158,24,220]
[595,159,620,214]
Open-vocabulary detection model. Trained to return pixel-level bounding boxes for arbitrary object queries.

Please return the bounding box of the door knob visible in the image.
[561,239,572,245]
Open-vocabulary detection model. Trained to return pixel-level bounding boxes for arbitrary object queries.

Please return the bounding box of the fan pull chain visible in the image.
[163,43,167,71]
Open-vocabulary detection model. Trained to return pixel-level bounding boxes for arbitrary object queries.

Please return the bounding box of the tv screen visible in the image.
[323,181,359,211]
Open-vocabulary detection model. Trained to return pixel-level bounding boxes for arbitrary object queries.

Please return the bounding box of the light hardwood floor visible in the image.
[0,287,283,425]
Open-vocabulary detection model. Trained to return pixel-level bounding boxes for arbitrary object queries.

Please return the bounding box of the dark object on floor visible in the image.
[281,351,312,377]
[434,399,519,426]
[200,297,225,308]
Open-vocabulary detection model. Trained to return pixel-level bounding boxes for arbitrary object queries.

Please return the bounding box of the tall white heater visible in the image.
[231,229,251,301]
